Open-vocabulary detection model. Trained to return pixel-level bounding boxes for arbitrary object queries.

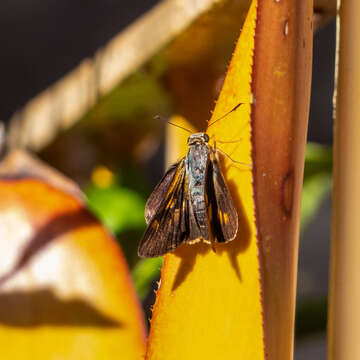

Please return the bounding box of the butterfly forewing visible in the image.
[145,161,180,224]
[138,160,188,257]
[206,151,238,242]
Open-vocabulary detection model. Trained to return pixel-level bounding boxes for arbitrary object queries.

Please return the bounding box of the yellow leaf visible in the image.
[146,2,265,359]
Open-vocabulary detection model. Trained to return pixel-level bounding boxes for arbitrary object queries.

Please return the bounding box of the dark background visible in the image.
[0,1,334,143]
[0,0,159,121]
[0,1,335,359]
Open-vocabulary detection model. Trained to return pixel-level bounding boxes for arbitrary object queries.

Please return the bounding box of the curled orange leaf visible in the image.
[0,151,146,359]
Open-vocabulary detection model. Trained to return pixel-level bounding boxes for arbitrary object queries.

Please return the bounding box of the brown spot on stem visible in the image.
[282,170,294,216]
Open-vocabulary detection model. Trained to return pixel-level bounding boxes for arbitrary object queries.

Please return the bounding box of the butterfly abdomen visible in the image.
[186,143,210,240]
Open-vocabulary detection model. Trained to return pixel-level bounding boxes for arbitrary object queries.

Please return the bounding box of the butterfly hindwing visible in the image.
[206,151,238,242]
[138,160,187,257]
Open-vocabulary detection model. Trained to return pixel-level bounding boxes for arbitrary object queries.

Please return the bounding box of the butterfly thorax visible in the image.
[185,135,211,238]
[187,132,210,145]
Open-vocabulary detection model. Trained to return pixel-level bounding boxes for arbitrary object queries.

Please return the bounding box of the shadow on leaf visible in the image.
[0,288,122,327]
[171,177,251,291]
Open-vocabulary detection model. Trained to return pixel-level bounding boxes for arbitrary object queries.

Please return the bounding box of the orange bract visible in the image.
[0,177,146,359]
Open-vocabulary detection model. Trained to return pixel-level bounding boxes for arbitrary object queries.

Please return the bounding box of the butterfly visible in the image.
[138,104,244,258]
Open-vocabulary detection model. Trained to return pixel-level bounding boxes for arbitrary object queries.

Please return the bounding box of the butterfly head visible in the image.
[187,133,210,145]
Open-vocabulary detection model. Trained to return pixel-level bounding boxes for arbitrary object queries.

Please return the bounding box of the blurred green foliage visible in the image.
[301,142,332,231]
[86,184,145,234]
[296,142,332,339]
[132,257,163,300]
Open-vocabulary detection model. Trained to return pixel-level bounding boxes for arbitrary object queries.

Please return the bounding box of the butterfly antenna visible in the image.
[154,115,192,134]
[207,102,244,128]
[167,121,192,133]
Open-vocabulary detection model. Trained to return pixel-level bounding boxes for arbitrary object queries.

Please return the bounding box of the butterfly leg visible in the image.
[216,148,251,167]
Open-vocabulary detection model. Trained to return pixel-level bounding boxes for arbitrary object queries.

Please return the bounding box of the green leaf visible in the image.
[300,143,332,231]
[132,257,163,300]
[86,184,146,234]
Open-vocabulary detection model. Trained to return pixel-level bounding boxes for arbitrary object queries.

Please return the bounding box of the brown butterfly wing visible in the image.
[206,153,238,242]
[138,160,188,257]
[145,161,181,224]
